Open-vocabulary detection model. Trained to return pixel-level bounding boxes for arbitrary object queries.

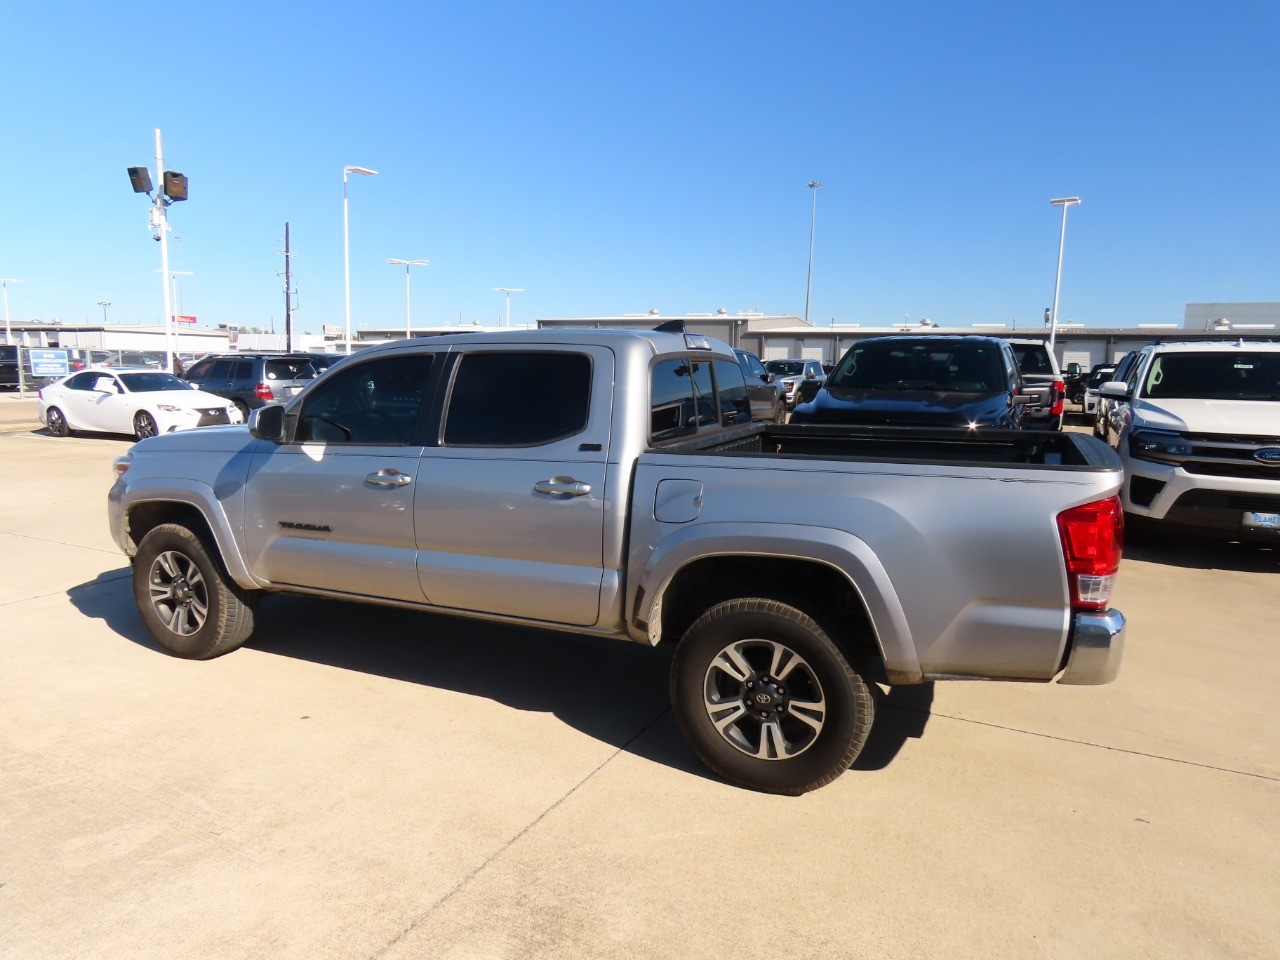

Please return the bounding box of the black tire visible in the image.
[134,410,158,440]
[46,406,70,438]
[671,598,874,795]
[133,523,257,659]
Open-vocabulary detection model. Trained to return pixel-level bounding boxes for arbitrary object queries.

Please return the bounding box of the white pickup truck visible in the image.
[1098,339,1280,538]
[109,327,1127,794]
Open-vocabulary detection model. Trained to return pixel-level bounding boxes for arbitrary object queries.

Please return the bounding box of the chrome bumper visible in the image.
[1058,608,1125,685]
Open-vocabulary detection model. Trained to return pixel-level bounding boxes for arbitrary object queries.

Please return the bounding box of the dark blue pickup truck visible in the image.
[791,335,1046,429]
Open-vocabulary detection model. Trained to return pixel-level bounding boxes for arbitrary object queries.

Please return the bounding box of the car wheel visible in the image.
[233,399,250,421]
[133,522,257,659]
[46,406,70,438]
[133,411,158,440]
[670,598,874,795]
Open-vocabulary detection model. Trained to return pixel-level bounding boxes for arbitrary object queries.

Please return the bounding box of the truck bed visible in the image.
[653,422,1120,471]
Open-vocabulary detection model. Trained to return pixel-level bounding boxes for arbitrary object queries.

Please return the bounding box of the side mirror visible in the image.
[249,403,287,442]
[1097,381,1131,400]
[1067,362,1082,376]
[1013,386,1050,406]
[761,373,774,384]
[805,370,816,380]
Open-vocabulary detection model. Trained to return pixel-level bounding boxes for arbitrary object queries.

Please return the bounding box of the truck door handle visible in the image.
[534,477,592,498]
[365,469,413,487]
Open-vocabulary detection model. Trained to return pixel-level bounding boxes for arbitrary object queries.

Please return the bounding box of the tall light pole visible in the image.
[126,129,187,373]
[804,181,822,326]
[1048,196,1081,353]
[2,278,26,346]
[387,259,428,337]
[97,301,111,324]
[343,165,378,354]
[493,287,524,327]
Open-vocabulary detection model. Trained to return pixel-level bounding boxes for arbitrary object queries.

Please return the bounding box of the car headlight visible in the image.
[1129,429,1191,461]
[156,404,192,414]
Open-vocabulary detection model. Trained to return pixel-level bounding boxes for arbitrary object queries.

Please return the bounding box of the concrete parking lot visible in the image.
[1,421,1277,960]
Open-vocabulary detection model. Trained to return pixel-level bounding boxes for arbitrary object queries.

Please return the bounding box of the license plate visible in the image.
[1243,511,1280,530]
[287,386,301,396]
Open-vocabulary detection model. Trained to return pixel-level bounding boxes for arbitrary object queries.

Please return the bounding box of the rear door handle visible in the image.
[366,469,413,487]
[534,477,591,497]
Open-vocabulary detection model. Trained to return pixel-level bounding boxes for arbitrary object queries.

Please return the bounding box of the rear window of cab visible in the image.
[650,356,751,443]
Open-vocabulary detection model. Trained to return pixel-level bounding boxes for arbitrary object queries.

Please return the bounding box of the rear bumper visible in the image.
[1058,608,1125,685]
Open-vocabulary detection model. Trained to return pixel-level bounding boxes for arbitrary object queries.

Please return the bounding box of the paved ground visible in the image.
[0,426,1276,960]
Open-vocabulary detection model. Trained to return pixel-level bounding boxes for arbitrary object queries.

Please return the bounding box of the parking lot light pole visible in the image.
[2,278,25,347]
[493,287,524,327]
[343,166,378,355]
[804,181,822,326]
[1048,196,1080,353]
[387,259,428,338]
[2,278,27,394]
[97,301,111,325]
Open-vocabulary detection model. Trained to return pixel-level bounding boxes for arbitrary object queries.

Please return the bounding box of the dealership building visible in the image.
[540,302,1280,373]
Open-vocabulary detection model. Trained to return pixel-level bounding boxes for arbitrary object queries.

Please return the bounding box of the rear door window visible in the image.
[444,352,592,447]
[209,359,236,380]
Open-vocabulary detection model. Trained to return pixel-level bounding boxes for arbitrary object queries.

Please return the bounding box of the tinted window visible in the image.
[1142,352,1280,401]
[65,372,99,391]
[1011,344,1054,374]
[765,360,805,377]
[651,358,697,442]
[713,360,752,425]
[736,351,768,380]
[265,359,317,381]
[232,360,254,382]
[830,340,1003,393]
[297,354,434,444]
[444,352,591,447]
[208,359,235,380]
[185,359,214,380]
[119,373,191,393]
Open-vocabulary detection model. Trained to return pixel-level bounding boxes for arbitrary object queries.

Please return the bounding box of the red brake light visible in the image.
[1056,496,1123,610]
[255,382,273,401]
[1050,379,1065,416]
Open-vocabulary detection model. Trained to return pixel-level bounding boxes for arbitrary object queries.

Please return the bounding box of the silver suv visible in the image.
[182,353,324,418]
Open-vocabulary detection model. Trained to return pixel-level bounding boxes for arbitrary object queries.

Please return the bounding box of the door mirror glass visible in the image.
[250,403,287,442]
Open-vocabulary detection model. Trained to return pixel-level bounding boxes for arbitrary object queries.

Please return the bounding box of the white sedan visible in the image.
[38,368,245,439]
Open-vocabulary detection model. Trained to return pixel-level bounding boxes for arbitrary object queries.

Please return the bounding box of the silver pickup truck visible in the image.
[108,327,1127,794]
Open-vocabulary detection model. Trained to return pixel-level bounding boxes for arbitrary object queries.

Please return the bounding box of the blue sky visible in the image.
[2,1,1277,333]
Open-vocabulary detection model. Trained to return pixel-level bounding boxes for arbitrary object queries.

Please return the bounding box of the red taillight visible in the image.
[1056,496,1124,610]
[255,382,273,401]
[1050,379,1065,416]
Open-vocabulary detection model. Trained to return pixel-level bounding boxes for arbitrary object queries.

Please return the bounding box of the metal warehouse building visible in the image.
[540,302,1280,372]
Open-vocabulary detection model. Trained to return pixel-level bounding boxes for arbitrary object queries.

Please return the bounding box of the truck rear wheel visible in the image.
[133,522,257,659]
[671,598,874,795]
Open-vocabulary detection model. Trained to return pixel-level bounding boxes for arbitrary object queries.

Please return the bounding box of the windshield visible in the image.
[1086,367,1115,388]
[1011,344,1054,375]
[764,360,805,376]
[118,373,192,393]
[829,340,1004,393]
[1143,352,1280,400]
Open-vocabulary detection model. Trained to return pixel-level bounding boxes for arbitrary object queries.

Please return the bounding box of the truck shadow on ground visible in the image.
[68,572,930,783]
[1124,522,1279,573]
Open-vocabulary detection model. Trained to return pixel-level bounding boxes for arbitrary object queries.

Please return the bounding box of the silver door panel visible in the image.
[243,446,427,603]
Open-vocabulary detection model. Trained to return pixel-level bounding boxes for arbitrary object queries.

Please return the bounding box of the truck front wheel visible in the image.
[671,598,874,795]
[133,523,257,659]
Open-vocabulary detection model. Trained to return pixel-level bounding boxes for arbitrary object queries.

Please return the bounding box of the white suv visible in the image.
[1098,340,1280,538]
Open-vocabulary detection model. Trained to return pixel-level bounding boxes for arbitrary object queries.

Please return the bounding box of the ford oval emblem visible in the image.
[1255,447,1280,466]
